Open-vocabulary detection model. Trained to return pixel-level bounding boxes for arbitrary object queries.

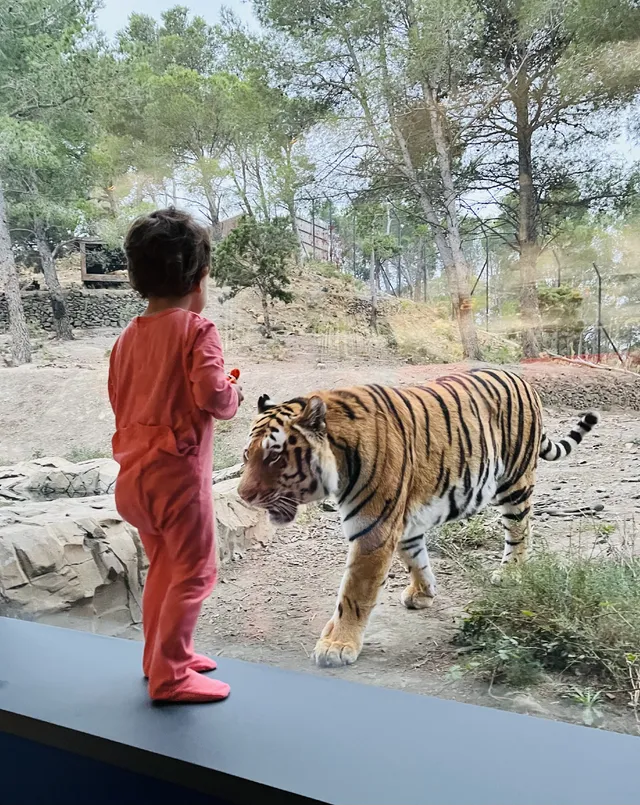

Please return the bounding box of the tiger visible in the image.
[237,368,599,668]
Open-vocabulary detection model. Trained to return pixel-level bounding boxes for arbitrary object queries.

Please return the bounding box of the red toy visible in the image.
[228,368,240,384]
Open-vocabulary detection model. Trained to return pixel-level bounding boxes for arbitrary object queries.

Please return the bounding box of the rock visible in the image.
[511,693,552,718]
[0,496,145,634]
[213,478,272,565]
[213,463,243,484]
[0,479,271,632]
[0,457,118,505]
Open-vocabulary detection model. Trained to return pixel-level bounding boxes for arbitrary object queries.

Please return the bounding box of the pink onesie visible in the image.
[108,308,238,701]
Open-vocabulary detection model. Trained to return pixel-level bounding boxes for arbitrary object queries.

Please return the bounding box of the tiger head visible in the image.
[237,393,339,525]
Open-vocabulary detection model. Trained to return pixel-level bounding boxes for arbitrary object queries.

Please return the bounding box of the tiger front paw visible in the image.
[313,619,362,668]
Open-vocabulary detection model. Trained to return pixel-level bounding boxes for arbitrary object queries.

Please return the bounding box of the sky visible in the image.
[96,0,257,39]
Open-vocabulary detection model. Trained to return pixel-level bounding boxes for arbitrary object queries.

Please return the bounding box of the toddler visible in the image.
[108,208,242,703]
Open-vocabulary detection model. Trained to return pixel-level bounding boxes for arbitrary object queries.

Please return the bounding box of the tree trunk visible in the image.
[449,256,481,361]
[429,226,480,360]
[414,244,423,302]
[369,248,378,333]
[0,180,31,364]
[422,82,481,360]
[33,219,73,340]
[285,198,304,264]
[514,72,541,358]
[105,184,118,217]
[260,292,272,337]
[359,19,480,358]
[201,174,222,242]
[254,154,270,220]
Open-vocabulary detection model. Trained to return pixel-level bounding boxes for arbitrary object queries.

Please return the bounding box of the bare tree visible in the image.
[33,218,74,340]
[256,0,483,359]
[470,0,640,356]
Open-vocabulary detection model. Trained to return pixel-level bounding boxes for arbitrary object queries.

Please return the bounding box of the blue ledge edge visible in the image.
[0,617,639,805]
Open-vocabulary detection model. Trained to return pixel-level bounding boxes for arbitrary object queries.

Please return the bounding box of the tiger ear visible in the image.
[258,394,276,413]
[299,396,326,432]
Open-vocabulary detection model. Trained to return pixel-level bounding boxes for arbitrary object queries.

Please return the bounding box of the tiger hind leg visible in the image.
[490,483,534,584]
[396,532,437,609]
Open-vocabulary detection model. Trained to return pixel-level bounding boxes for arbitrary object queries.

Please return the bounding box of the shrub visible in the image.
[456,550,640,698]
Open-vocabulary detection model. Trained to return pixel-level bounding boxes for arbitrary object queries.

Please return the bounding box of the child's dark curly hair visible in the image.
[124,207,211,299]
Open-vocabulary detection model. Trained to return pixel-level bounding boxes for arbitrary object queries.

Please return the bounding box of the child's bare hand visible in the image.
[235,384,244,406]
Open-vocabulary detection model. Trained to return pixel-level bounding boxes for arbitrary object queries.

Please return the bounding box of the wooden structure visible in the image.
[77,239,128,286]
[218,215,340,264]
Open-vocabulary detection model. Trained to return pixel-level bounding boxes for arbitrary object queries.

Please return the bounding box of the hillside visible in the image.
[204,262,522,366]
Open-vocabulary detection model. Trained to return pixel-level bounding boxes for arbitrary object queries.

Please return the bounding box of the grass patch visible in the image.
[456,549,640,700]
[313,262,346,281]
[65,446,111,463]
[430,512,499,558]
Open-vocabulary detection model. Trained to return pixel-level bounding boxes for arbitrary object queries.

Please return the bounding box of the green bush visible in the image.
[456,550,640,694]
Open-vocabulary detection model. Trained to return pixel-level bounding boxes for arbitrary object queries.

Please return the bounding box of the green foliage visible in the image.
[212,216,297,309]
[216,16,324,221]
[84,245,126,275]
[111,8,323,231]
[565,686,604,727]
[364,234,402,262]
[537,285,584,332]
[457,550,640,693]
[0,0,105,251]
[118,7,218,74]
[480,337,523,364]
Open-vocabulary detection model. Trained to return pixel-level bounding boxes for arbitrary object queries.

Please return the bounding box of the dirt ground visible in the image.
[1,314,640,734]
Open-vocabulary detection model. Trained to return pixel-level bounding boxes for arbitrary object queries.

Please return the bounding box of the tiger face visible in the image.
[237,394,339,525]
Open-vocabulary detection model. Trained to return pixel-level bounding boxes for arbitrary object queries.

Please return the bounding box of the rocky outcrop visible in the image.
[1,457,245,506]
[213,478,269,564]
[0,457,118,506]
[0,496,144,634]
[0,476,271,634]
[212,463,243,485]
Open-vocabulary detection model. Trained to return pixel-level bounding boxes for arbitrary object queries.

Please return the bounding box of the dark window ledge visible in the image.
[0,617,638,805]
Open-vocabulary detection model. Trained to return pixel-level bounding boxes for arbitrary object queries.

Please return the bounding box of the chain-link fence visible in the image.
[303,196,639,363]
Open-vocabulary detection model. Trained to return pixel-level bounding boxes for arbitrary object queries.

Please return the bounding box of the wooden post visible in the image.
[593,262,602,363]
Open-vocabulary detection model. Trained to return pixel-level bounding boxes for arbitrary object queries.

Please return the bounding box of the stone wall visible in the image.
[0,288,145,332]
